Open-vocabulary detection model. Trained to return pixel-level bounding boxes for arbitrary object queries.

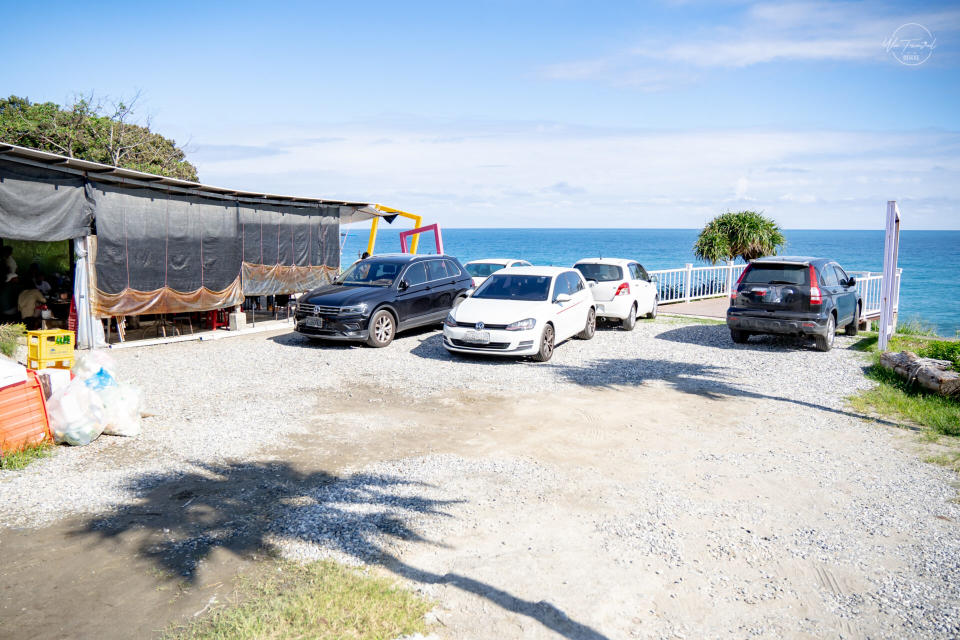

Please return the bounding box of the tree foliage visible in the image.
[0,93,198,181]
[693,210,786,264]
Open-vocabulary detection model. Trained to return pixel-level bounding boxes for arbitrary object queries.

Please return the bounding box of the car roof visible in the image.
[752,255,827,265]
[368,253,454,263]
[495,266,577,277]
[574,258,637,266]
[465,258,525,265]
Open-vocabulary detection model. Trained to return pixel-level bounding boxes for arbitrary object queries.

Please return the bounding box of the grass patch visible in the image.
[924,451,960,474]
[168,560,432,640]
[850,360,960,437]
[0,322,25,358]
[1,441,53,470]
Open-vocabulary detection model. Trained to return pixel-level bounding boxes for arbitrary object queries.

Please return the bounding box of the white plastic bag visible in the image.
[72,351,118,381]
[99,383,142,437]
[48,378,107,446]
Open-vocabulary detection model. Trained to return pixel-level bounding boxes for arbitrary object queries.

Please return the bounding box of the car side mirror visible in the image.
[846,277,856,287]
[464,288,475,297]
[554,293,572,304]
[398,280,409,291]
[587,280,597,287]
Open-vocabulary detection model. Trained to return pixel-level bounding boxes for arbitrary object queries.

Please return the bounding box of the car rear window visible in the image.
[575,263,622,282]
[473,274,552,301]
[465,263,505,278]
[741,264,809,285]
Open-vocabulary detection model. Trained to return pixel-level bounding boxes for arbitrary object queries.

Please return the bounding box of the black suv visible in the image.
[295,253,473,347]
[726,256,862,352]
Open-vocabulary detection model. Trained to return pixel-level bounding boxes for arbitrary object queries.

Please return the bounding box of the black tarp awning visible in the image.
[0,158,94,241]
[0,142,386,317]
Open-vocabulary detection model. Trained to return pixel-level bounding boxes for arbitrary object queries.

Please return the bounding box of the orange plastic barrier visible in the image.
[0,371,52,454]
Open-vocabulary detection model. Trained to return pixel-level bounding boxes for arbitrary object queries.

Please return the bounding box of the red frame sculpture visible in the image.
[399,224,444,255]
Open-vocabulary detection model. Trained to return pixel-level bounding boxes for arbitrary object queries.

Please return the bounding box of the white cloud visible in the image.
[192,119,960,230]
[541,2,960,85]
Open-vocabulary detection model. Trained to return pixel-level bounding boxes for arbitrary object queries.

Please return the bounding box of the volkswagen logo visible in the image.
[475,321,484,331]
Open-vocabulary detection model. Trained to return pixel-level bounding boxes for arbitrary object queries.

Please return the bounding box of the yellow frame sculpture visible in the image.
[366,205,424,255]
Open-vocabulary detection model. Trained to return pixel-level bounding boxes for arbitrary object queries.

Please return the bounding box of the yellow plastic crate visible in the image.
[27,329,76,362]
[28,355,75,371]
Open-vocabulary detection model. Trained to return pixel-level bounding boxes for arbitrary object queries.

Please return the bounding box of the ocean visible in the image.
[341,228,960,337]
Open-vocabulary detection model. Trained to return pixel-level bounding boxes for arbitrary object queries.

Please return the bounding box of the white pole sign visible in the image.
[878,201,901,351]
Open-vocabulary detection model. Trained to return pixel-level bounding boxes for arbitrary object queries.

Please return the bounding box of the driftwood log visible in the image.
[880,351,960,397]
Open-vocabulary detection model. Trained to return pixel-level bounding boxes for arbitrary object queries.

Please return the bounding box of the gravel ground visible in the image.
[2,317,959,639]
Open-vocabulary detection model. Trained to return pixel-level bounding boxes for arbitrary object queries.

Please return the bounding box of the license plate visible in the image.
[463,330,491,344]
[305,316,324,328]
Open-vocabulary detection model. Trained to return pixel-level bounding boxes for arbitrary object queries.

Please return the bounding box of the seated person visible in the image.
[27,263,52,295]
[0,273,19,322]
[18,284,46,330]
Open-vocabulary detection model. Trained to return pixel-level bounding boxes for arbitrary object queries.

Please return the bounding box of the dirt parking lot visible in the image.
[1,318,958,639]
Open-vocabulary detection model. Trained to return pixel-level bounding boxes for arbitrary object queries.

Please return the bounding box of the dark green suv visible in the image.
[726,256,863,352]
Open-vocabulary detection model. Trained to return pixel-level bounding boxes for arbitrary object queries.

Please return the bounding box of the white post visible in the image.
[683,263,693,302]
[878,201,901,351]
[724,260,735,296]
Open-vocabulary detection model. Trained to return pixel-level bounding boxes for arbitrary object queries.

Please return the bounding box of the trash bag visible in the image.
[72,351,118,381]
[83,367,118,392]
[47,378,107,446]
[99,383,142,437]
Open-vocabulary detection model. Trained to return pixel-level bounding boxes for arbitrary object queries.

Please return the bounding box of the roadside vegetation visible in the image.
[0,441,53,471]
[168,560,432,640]
[0,322,24,357]
[850,327,960,472]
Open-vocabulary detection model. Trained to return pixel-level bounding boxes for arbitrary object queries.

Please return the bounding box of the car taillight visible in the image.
[730,267,749,301]
[809,265,822,305]
[615,282,630,296]
[471,277,478,287]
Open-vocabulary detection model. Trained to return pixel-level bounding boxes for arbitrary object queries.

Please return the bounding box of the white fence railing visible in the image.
[649,262,747,304]
[849,269,901,317]
[649,262,902,318]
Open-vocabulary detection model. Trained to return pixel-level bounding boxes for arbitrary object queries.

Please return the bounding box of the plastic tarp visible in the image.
[74,237,106,348]
[0,158,94,241]
[239,203,339,295]
[90,183,244,316]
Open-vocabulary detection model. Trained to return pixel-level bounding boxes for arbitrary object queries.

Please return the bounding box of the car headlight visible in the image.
[339,303,368,314]
[444,312,457,327]
[505,318,536,331]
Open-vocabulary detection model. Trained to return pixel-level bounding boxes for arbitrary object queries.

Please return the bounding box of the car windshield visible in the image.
[742,264,808,285]
[334,260,402,287]
[575,263,622,282]
[465,262,506,278]
[472,274,552,301]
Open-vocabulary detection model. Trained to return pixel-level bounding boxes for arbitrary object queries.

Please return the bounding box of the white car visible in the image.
[443,266,595,362]
[463,258,531,288]
[574,258,658,330]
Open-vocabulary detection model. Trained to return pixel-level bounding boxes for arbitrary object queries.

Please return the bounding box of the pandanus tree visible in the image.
[694,210,786,264]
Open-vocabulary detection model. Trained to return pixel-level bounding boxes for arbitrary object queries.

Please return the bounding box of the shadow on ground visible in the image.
[74,461,609,640]
[655,323,827,352]
[548,355,907,430]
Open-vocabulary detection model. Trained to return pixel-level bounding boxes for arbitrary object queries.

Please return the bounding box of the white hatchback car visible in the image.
[463,258,531,288]
[574,258,658,330]
[443,266,595,362]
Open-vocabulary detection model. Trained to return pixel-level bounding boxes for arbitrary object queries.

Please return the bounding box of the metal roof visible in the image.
[0,141,382,217]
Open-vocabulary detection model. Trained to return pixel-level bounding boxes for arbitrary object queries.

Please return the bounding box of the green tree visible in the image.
[0,93,198,181]
[693,210,786,264]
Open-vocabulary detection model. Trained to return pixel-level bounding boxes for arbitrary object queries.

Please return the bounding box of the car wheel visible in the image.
[645,297,658,319]
[845,303,861,336]
[814,315,835,352]
[532,323,555,362]
[730,329,750,344]
[577,307,597,340]
[621,303,637,331]
[365,309,395,348]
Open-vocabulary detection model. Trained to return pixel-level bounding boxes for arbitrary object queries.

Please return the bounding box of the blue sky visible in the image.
[3,0,959,228]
